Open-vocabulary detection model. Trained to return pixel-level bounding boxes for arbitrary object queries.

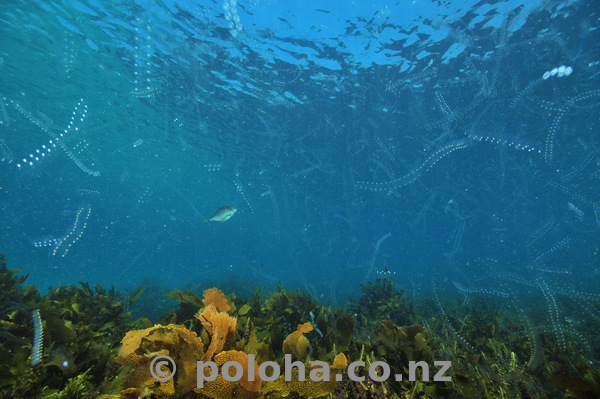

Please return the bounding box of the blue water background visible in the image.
[0,0,598,316]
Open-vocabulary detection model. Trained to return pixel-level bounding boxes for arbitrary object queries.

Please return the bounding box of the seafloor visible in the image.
[1,254,598,398]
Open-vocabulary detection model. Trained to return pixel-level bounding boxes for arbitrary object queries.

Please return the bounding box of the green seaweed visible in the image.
[0,254,598,398]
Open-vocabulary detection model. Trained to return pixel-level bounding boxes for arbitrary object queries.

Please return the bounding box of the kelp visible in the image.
[1,254,598,398]
[348,278,415,338]
[0,255,140,398]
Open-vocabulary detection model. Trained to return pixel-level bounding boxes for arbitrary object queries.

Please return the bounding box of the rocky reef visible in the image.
[0,254,599,398]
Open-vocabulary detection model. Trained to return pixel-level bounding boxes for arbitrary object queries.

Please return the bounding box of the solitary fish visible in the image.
[204,206,237,223]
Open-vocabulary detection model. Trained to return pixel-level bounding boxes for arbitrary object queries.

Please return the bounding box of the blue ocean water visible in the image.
[0,0,599,358]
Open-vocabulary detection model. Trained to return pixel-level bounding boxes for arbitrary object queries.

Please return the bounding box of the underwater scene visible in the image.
[1,0,599,398]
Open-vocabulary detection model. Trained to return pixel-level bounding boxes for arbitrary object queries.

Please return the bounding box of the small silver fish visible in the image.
[204,206,237,223]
